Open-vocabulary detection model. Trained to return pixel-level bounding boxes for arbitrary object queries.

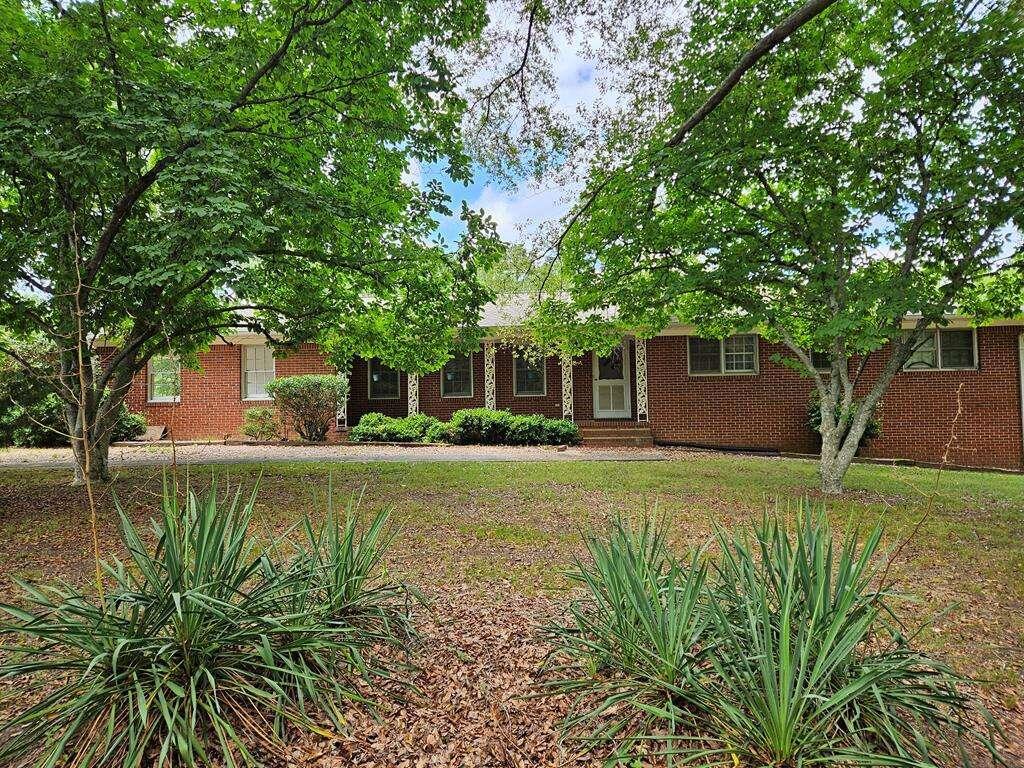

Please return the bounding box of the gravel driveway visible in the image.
[0,442,669,470]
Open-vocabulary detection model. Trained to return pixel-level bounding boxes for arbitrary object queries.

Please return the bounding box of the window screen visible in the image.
[938,330,975,369]
[688,337,721,374]
[148,356,181,402]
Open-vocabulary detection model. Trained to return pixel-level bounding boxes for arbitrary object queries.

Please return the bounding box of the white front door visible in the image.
[593,344,631,418]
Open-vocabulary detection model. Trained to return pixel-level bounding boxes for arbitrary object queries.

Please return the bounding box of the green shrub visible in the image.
[242,406,281,441]
[0,480,411,767]
[447,408,580,445]
[110,404,147,442]
[349,412,439,442]
[266,374,346,442]
[0,391,66,447]
[447,408,510,444]
[0,386,145,447]
[545,503,1000,765]
[424,420,456,443]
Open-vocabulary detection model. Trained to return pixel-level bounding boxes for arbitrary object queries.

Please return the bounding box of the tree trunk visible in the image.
[818,404,875,495]
[71,433,112,484]
[67,397,118,485]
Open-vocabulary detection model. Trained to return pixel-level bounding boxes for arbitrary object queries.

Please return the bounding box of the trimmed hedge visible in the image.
[265,375,346,442]
[349,413,439,443]
[446,408,579,445]
[349,409,579,446]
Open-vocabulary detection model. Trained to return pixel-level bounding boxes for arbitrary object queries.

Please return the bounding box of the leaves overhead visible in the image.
[0,0,501,374]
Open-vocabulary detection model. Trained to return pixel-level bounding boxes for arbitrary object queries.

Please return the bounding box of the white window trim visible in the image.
[441,353,474,398]
[513,355,547,397]
[147,356,181,403]
[901,328,979,372]
[241,345,276,401]
[687,334,759,376]
[367,360,401,401]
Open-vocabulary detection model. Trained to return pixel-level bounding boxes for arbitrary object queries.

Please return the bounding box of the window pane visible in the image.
[243,344,275,398]
[149,356,180,400]
[810,351,831,371]
[939,330,975,369]
[368,360,399,399]
[688,337,721,374]
[723,335,757,372]
[514,356,545,395]
[596,347,624,380]
[904,331,937,369]
[442,354,473,397]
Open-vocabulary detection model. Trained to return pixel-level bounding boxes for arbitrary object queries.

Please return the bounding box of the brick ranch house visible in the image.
[122,303,1024,471]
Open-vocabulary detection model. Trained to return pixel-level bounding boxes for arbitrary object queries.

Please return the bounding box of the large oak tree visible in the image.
[0,0,501,481]
[553,0,1023,493]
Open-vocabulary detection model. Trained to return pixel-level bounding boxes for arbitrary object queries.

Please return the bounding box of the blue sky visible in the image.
[411,39,602,248]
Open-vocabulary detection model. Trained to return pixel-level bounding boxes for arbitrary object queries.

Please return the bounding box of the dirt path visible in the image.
[0,443,669,470]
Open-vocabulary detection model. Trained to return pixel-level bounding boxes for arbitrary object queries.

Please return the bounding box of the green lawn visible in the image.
[1,454,1022,687]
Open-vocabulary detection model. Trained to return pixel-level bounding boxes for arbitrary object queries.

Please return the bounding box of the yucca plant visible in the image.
[288,488,418,680]
[545,515,713,758]
[546,504,1003,767]
[707,505,1002,767]
[0,480,412,768]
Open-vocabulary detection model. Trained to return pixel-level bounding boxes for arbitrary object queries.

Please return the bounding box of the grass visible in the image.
[0,453,1022,687]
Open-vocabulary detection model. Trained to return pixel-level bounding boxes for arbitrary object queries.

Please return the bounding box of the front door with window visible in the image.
[593,344,631,418]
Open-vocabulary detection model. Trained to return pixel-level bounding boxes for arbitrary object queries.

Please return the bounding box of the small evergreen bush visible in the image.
[807,393,881,447]
[266,374,346,441]
[242,406,281,441]
[447,408,580,445]
[349,412,439,442]
[424,420,457,443]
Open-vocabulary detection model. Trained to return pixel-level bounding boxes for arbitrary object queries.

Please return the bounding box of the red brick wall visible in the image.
[644,328,1024,470]
[646,335,818,452]
[120,329,1024,470]
[859,326,1023,469]
[127,343,336,440]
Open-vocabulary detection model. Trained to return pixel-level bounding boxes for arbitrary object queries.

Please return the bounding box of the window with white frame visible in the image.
[688,335,758,375]
[148,355,181,402]
[903,329,977,371]
[368,359,400,399]
[442,353,473,397]
[242,344,276,399]
[514,355,546,396]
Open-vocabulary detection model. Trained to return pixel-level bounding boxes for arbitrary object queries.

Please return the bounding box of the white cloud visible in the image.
[471,179,581,242]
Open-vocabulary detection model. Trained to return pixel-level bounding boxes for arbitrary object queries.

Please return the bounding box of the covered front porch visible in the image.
[340,337,653,443]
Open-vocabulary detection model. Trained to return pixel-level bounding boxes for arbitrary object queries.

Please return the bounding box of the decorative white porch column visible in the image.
[560,355,574,420]
[335,369,349,429]
[635,338,649,422]
[484,341,496,409]
[407,373,419,415]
